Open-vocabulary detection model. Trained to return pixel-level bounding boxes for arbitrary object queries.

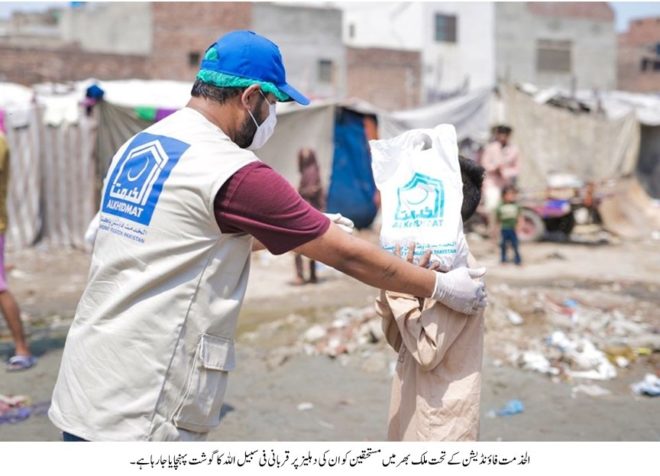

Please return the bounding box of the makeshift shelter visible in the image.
[500,85,641,191]
[0,82,97,249]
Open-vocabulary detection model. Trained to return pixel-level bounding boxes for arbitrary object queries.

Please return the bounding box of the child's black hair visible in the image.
[459,156,485,221]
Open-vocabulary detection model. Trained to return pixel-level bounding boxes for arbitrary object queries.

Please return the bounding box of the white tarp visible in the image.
[0,82,97,249]
[380,88,492,142]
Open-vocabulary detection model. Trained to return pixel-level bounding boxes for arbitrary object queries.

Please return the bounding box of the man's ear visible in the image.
[241,84,262,108]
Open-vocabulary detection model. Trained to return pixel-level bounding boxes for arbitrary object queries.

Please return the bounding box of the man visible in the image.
[480,125,521,234]
[49,30,486,441]
[0,132,36,371]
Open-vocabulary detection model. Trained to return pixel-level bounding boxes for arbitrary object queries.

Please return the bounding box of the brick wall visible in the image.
[346,47,421,111]
[149,2,252,81]
[617,18,660,93]
[619,17,660,46]
[0,45,148,85]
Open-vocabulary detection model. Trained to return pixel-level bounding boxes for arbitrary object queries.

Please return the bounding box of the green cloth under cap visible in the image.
[195,30,310,105]
[196,42,290,102]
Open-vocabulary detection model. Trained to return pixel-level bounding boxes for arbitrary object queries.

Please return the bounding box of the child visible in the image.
[293,148,325,284]
[376,157,486,441]
[496,185,522,265]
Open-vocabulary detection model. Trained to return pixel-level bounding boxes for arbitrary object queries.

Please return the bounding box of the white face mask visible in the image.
[246,91,277,151]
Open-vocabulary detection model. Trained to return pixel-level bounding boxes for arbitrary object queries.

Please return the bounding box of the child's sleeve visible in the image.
[385,291,467,371]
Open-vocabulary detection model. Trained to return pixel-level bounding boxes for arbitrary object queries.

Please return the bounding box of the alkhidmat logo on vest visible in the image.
[102,132,190,227]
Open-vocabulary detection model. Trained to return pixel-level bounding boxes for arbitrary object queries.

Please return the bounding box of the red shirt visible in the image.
[214,162,330,255]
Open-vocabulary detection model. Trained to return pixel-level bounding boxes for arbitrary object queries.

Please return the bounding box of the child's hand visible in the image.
[393,242,443,271]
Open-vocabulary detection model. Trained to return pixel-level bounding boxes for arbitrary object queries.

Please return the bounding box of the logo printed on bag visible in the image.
[102,132,190,228]
[394,173,444,228]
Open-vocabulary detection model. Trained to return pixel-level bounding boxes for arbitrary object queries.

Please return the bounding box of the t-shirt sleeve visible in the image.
[214,162,331,255]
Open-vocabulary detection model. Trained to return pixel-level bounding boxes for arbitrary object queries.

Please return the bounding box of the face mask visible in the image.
[246,91,277,151]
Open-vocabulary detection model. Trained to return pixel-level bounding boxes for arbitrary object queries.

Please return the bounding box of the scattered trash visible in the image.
[297,402,314,411]
[298,306,383,359]
[571,384,611,398]
[303,325,327,343]
[614,356,630,368]
[494,399,524,417]
[506,309,524,326]
[0,394,49,425]
[604,346,637,367]
[631,374,660,397]
[519,351,559,376]
[546,331,618,380]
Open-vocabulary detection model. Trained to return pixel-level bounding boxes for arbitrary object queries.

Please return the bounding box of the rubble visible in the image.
[299,306,383,359]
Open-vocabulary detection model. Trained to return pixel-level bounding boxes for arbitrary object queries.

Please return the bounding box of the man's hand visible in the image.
[324,213,354,234]
[433,267,487,315]
[395,242,487,315]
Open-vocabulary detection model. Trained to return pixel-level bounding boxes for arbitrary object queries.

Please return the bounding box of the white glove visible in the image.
[432,266,487,315]
[324,213,355,234]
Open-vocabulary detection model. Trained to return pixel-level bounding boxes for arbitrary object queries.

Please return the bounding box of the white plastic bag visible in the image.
[370,124,465,270]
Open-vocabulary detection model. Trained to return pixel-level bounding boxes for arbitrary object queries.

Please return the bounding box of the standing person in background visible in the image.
[0,132,36,371]
[481,125,521,237]
[293,148,325,285]
[496,185,522,266]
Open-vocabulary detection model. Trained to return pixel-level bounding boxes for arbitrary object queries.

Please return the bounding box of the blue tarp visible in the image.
[326,109,378,229]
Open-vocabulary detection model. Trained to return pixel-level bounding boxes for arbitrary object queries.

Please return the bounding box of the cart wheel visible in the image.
[517,208,545,242]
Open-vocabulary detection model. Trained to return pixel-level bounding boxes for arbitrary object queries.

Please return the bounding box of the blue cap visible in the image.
[199,30,310,106]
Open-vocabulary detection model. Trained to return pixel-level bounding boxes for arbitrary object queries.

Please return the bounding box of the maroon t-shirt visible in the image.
[214,162,330,255]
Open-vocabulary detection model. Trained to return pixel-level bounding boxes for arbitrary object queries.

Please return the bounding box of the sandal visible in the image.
[6,355,37,372]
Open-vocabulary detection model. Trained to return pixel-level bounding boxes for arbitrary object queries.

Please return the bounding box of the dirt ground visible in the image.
[1,230,659,441]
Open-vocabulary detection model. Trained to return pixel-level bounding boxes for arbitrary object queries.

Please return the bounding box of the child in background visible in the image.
[496,185,522,265]
[293,148,325,284]
[376,157,486,441]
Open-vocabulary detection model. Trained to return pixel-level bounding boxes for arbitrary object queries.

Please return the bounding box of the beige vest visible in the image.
[49,108,256,441]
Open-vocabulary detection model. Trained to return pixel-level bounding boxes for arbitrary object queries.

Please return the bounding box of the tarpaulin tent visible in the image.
[524,85,660,199]
[380,87,493,143]
[500,85,641,190]
[0,82,96,249]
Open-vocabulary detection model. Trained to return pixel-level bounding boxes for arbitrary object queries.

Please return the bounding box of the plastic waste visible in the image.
[572,384,611,397]
[520,351,559,376]
[631,374,660,397]
[506,309,524,326]
[495,399,524,416]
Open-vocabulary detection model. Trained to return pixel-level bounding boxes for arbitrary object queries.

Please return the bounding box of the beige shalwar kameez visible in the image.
[376,272,484,441]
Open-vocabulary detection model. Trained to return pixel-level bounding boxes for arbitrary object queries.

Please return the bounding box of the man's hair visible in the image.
[190,79,245,104]
[459,156,485,221]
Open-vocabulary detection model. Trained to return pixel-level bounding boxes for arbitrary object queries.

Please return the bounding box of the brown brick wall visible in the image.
[619,17,660,46]
[346,47,421,111]
[617,19,660,92]
[149,2,252,81]
[0,45,148,85]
